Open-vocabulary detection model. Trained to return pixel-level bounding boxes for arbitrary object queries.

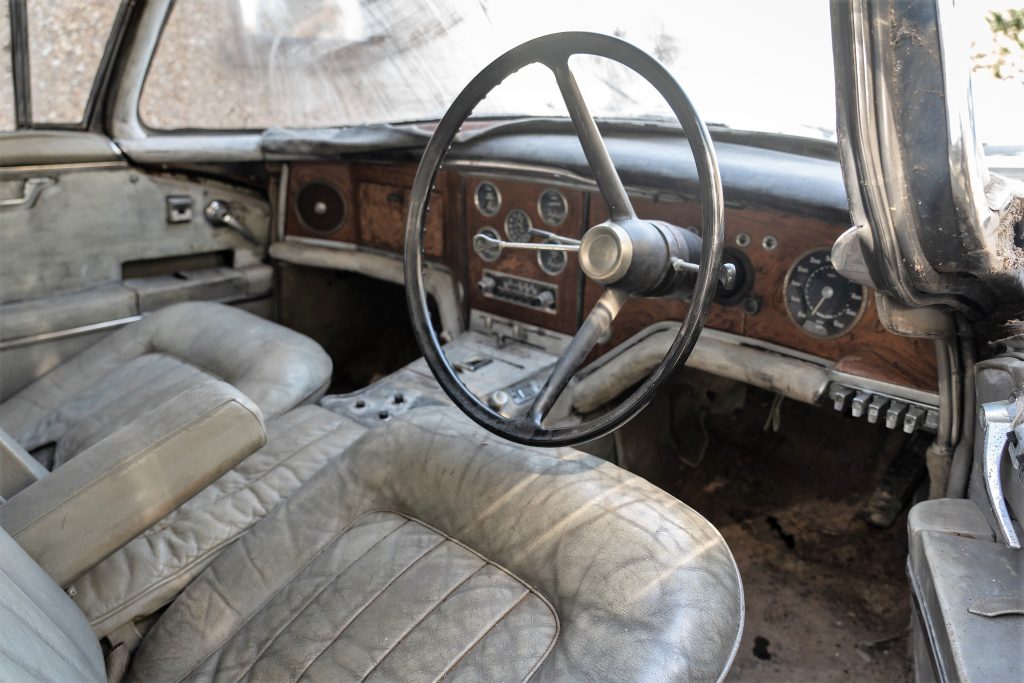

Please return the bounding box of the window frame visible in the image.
[6,0,132,131]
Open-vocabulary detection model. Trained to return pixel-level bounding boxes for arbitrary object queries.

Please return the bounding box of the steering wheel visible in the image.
[405,32,724,447]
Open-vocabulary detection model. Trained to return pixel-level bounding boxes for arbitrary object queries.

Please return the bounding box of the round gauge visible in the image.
[474,182,501,217]
[538,189,568,226]
[537,241,568,275]
[784,249,866,338]
[504,209,533,242]
[472,227,502,262]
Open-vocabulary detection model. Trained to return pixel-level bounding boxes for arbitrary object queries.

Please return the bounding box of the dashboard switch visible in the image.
[850,391,872,418]
[830,385,853,412]
[885,402,908,430]
[478,276,496,295]
[866,396,890,424]
[531,290,555,309]
[488,390,510,411]
[904,406,926,434]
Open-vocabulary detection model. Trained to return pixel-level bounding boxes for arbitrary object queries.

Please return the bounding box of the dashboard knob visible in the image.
[532,290,555,309]
[478,276,496,295]
[488,390,510,411]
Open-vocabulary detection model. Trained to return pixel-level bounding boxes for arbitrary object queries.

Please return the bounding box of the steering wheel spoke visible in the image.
[528,288,628,426]
[550,60,637,222]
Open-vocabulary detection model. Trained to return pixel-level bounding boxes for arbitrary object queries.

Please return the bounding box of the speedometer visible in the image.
[504,209,533,242]
[784,249,866,338]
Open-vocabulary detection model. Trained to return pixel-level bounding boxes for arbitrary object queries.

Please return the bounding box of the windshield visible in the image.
[141,0,1021,146]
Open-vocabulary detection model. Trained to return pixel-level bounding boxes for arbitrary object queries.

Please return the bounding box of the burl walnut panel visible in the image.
[464,177,587,335]
[285,163,447,260]
[584,195,938,392]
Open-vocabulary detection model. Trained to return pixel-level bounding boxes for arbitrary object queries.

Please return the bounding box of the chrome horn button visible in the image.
[579,222,634,284]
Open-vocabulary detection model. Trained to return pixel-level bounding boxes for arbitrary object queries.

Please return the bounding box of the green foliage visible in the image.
[984,8,1024,79]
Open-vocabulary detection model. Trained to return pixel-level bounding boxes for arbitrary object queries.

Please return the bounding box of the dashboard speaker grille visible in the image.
[296,181,345,234]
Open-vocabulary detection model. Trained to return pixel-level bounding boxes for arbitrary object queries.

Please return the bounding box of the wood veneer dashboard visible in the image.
[283,161,937,393]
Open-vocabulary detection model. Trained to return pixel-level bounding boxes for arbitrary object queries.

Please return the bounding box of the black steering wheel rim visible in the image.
[405,31,724,447]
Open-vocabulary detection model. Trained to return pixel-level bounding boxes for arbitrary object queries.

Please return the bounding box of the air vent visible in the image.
[296,181,346,235]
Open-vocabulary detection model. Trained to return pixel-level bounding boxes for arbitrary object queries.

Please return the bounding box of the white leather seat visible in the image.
[2,406,744,681]
[72,404,367,637]
[0,301,333,469]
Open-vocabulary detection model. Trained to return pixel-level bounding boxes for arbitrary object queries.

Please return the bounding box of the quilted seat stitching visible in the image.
[178,518,409,683]
[432,592,531,683]
[289,534,447,681]
[227,520,443,683]
[358,556,485,680]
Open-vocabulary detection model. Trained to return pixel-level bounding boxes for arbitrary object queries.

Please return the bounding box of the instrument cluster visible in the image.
[472,181,574,276]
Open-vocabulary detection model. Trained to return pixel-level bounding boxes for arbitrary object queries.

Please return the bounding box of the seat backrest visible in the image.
[0,301,332,456]
[0,526,104,682]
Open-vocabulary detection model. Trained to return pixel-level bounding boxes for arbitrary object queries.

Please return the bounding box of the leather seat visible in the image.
[0,301,332,469]
[0,406,744,682]
[72,405,367,637]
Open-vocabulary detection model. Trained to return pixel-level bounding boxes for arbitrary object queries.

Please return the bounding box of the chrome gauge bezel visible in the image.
[536,239,568,275]
[504,208,533,242]
[473,227,502,262]
[537,188,568,227]
[473,182,502,217]
[783,248,867,339]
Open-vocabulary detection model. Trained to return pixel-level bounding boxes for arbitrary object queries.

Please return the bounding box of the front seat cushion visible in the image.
[130,406,743,682]
[71,405,367,637]
[0,301,332,467]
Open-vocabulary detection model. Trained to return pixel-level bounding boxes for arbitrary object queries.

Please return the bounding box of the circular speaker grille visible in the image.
[296,182,345,234]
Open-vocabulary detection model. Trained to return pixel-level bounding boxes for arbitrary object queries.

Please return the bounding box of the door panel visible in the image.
[0,159,274,398]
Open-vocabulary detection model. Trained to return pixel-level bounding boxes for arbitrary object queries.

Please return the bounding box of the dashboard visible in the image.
[278,139,939,434]
[283,159,937,392]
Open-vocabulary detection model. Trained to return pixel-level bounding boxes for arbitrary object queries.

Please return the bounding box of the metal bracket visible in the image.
[0,177,55,209]
[977,399,1021,549]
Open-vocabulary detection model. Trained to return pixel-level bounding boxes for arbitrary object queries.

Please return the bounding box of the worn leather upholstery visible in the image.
[0,301,332,467]
[0,381,266,587]
[130,406,744,681]
[0,425,47,499]
[73,405,367,637]
[0,527,106,683]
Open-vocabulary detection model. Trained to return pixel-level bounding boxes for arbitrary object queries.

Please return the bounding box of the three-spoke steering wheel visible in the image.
[405,32,725,447]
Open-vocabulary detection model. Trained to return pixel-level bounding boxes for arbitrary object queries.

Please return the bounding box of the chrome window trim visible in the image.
[0,315,140,351]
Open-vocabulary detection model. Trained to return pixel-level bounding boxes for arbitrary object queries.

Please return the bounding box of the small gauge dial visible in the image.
[504,209,533,242]
[537,241,568,275]
[538,189,568,226]
[472,227,502,262]
[784,249,866,338]
[474,182,501,217]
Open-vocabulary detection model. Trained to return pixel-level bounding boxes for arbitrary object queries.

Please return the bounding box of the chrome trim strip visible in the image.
[0,316,141,350]
[443,159,681,202]
[284,234,361,252]
[0,161,127,177]
[275,163,290,243]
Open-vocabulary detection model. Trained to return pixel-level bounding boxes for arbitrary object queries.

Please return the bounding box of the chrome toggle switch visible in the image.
[884,402,908,430]
[830,385,853,412]
[866,395,890,424]
[850,391,872,419]
[904,406,926,434]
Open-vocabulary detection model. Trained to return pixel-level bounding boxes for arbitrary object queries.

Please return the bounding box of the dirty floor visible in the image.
[664,384,915,681]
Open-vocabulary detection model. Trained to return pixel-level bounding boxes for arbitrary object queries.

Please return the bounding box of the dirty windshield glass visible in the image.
[140,0,1021,146]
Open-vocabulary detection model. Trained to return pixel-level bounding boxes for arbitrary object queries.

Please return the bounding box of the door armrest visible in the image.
[0,381,266,586]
